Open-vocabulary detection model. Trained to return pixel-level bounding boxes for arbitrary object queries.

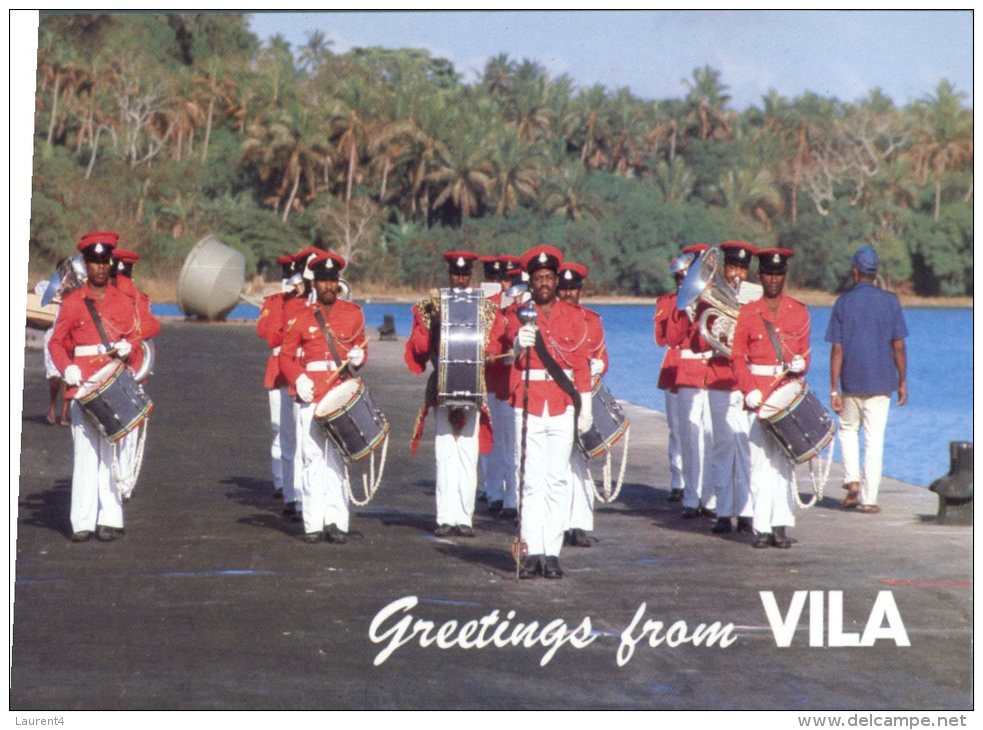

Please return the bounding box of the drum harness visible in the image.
[761,318,834,509]
[82,298,148,495]
[313,307,386,506]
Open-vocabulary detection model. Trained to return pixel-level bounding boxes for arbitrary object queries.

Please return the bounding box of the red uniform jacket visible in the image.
[667,300,738,391]
[489,298,592,417]
[731,294,811,402]
[654,292,680,391]
[113,275,161,378]
[582,305,608,382]
[278,299,368,403]
[484,291,511,400]
[47,283,144,399]
[256,291,299,390]
[663,303,714,390]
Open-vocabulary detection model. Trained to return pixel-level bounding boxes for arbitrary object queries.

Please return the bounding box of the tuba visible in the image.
[41,255,88,307]
[677,246,760,357]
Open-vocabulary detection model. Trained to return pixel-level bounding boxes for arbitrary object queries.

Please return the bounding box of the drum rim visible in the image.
[580,421,629,459]
[90,402,154,442]
[314,378,365,420]
[343,421,390,461]
[76,361,125,402]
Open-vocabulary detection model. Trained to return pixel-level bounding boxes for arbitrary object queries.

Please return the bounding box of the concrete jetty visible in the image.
[11,321,972,710]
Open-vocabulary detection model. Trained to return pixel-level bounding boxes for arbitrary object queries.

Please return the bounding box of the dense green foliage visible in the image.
[31,12,973,296]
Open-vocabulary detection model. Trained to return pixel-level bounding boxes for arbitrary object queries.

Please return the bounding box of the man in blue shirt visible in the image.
[825,246,908,513]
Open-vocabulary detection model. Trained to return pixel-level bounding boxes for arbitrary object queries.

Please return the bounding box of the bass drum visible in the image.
[578,382,630,459]
[758,380,835,464]
[437,288,486,408]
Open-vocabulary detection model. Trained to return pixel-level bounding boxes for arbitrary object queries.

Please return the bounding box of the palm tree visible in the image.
[485,125,541,216]
[565,84,610,170]
[298,30,332,74]
[652,157,693,203]
[539,160,605,221]
[682,65,732,141]
[425,118,494,222]
[719,166,783,229]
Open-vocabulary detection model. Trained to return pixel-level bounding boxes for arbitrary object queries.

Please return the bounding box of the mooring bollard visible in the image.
[379,314,397,341]
[929,441,973,525]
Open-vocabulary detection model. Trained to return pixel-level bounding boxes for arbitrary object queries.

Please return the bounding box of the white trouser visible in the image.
[515,404,575,557]
[267,386,298,502]
[70,401,123,532]
[298,402,349,533]
[481,394,517,507]
[115,426,140,498]
[43,326,60,379]
[291,399,304,505]
[838,394,891,507]
[709,389,752,518]
[567,447,593,531]
[748,417,796,532]
[664,390,684,493]
[676,387,714,510]
[435,405,479,527]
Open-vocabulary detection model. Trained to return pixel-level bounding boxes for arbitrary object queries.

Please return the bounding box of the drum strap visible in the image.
[83,298,113,350]
[762,319,787,368]
[313,308,347,379]
[533,331,581,428]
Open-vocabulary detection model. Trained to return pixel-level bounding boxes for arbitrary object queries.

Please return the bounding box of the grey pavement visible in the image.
[11,320,972,710]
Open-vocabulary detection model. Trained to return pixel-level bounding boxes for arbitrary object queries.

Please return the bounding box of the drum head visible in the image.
[76,361,122,400]
[314,378,362,419]
[759,380,805,419]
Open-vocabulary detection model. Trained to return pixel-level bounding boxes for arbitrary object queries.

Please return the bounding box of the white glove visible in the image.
[348,345,365,368]
[577,392,594,435]
[295,373,315,403]
[788,354,806,374]
[745,389,763,410]
[63,364,82,387]
[590,358,604,377]
[113,340,132,359]
[515,324,537,350]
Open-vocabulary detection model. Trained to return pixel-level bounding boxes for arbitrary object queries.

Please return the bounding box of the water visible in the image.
[152,301,972,487]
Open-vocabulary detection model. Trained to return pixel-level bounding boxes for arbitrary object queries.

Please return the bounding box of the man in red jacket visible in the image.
[48,232,147,542]
[731,248,811,548]
[278,251,367,544]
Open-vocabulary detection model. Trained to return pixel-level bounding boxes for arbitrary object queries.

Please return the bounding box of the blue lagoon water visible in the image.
[154,301,972,487]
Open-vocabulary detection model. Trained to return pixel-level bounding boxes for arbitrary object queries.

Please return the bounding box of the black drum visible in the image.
[758,380,836,464]
[578,382,629,459]
[76,361,154,442]
[437,288,486,408]
[314,378,389,462]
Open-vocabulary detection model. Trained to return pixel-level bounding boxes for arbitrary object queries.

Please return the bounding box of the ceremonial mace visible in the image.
[512,303,537,579]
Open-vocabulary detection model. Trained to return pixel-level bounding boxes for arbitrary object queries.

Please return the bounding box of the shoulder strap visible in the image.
[312,307,346,371]
[83,298,112,349]
[533,330,582,425]
[762,317,786,367]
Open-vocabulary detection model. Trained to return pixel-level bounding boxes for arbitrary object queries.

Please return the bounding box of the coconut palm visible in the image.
[485,125,542,216]
[682,65,732,141]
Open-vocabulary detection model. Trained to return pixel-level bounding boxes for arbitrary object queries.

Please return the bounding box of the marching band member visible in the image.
[278,251,367,544]
[654,252,692,503]
[48,232,146,542]
[665,244,716,519]
[556,262,607,548]
[110,246,161,501]
[405,251,492,538]
[257,254,303,503]
[489,245,593,579]
[704,241,757,535]
[731,248,811,549]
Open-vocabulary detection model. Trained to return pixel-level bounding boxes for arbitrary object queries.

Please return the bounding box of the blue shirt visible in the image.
[825,281,908,394]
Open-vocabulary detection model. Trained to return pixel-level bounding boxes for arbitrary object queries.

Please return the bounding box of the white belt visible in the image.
[679,349,713,361]
[305,360,338,372]
[74,344,106,357]
[272,346,281,355]
[749,363,783,376]
[525,368,574,382]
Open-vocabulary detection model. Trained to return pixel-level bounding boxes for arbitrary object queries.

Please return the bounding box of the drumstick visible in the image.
[769,348,811,387]
[487,350,515,361]
[322,358,352,390]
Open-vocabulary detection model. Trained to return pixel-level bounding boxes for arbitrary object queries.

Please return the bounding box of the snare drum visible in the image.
[75,361,154,442]
[578,382,630,459]
[437,288,486,407]
[314,378,389,462]
[758,380,835,464]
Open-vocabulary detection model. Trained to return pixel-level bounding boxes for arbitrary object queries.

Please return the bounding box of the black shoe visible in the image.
[518,555,544,579]
[569,528,591,547]
[96,525,121,542]
[543,555,564,579]
[273,488,284,501]
[711,518,733,534]
[499,507,518,521]
[434,524,455,537]
[736,517,754,534]
[668,489,683,502]
[772,526,792,549]
[324,524,348,544]
[71,530,93,542]
[681,507,698,519]
[455,525,475,538]
[477,490,488,503]
[302,531,322,543]
[700,507,717,519]
[283,501,299,517]
[488,500,503,515]
[752,531,774,549]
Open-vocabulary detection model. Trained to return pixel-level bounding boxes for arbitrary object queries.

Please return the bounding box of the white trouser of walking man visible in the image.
[709,389,752,519]
[481,393,517,508]
[676,386,715,511]
[664,389,684,495]
[268,385,299,503]
[435,404,479,527]
[515,404,575,557]
[566,446,593,532]
[70,401,124,533]
[747,417,796,534]
[298,402,349,533]
[838,394,891,507]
